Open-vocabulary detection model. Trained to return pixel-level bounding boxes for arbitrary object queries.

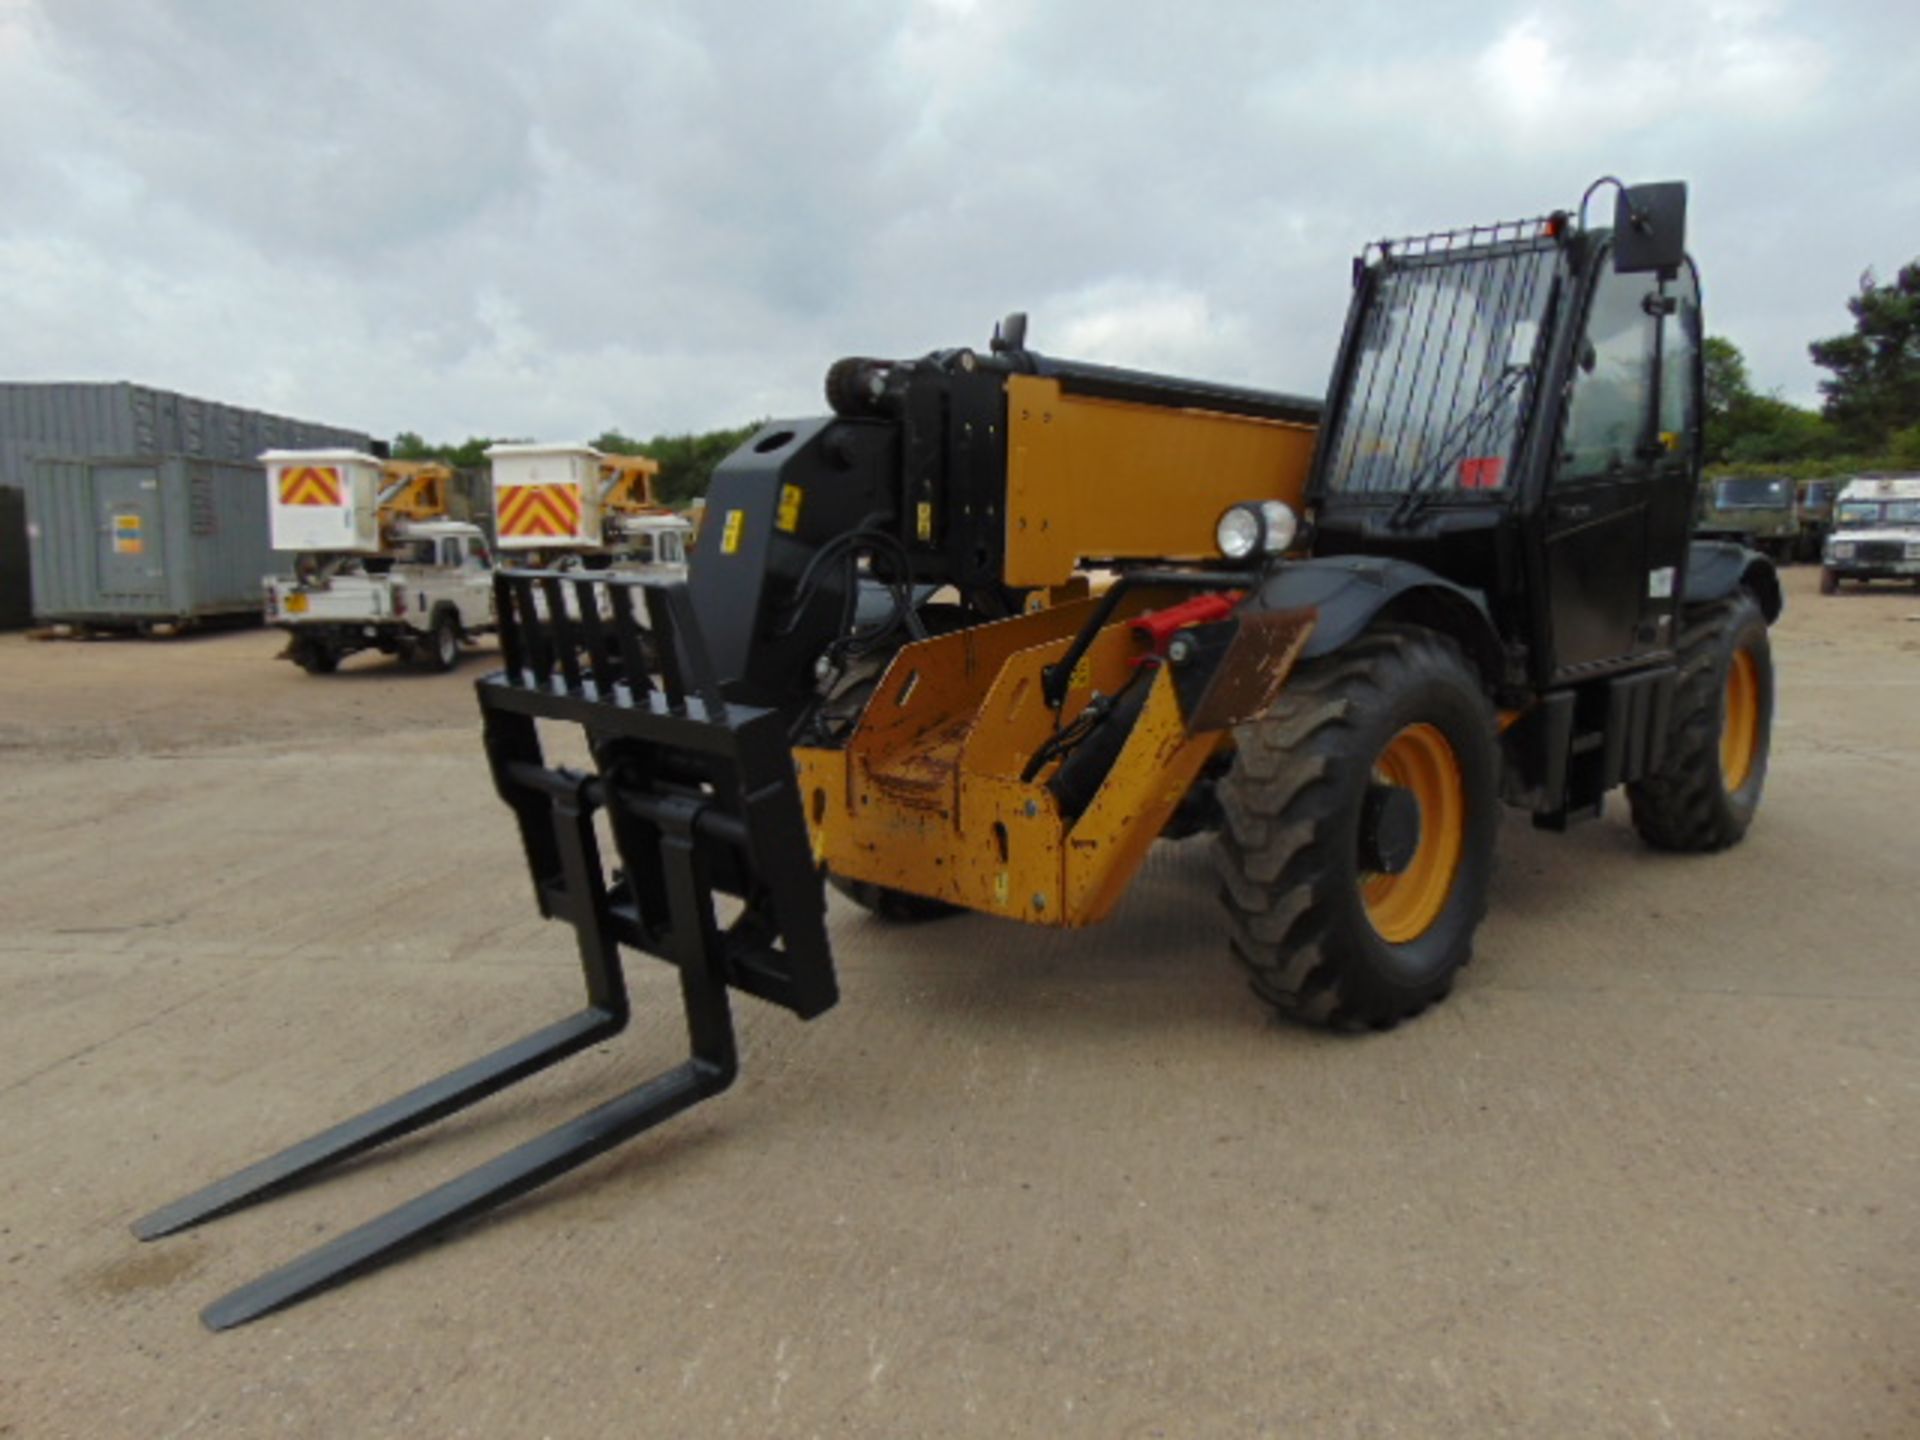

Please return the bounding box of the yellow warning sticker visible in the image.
[776,484,803,534]
[720,508,745,555]
[993,871,1009,906]
[916,501,933,542]
[1069,654,1092,692]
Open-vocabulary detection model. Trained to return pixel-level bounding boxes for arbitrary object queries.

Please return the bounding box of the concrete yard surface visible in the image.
[1,567,1916,1437]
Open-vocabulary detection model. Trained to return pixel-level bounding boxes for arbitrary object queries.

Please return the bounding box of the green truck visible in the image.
[1697,474,1799,560]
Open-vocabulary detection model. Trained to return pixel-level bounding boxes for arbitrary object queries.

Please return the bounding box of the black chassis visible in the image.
[280,620,418,657]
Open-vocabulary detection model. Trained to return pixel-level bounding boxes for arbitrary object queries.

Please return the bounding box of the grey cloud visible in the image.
[3,0,1916,440]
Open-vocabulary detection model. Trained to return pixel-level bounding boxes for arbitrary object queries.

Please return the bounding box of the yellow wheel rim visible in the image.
[1721,646,1759,792]
[1361,723,1466,944]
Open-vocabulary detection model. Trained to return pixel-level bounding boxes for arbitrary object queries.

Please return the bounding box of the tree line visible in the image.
[1707,259,1920,477]
[390,423,761,506]
[391,257,1920,492]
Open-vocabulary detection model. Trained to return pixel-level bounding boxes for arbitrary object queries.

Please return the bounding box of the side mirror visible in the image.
[1613,181,1687,274]
[991,311,1029,354]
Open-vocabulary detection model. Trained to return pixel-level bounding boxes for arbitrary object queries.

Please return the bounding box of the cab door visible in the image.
[1543,253,1665,676]
[447,536,495,630]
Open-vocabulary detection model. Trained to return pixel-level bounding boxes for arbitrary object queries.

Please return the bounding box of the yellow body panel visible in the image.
[796,589,1263,927]
[1002,374,1318,588]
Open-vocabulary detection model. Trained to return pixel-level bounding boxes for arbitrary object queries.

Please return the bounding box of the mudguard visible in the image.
[1684,540,1782,622]
[1253,556,1505,682]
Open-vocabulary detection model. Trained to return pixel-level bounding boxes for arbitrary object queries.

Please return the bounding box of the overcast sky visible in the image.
[3,0,1914,442]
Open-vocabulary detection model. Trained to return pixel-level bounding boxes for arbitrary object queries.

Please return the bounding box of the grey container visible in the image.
[2,382,371,629]
[0,487,29,629]
[25,456,279,629]
[0,382,370,491]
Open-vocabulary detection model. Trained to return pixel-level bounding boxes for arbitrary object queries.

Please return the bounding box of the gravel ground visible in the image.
[1,565,1915,1438]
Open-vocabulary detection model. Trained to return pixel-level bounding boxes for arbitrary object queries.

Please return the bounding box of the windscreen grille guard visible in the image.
[1327,215,1562,501]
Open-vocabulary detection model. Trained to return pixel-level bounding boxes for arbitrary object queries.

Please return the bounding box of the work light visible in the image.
[1215,501,1299,560]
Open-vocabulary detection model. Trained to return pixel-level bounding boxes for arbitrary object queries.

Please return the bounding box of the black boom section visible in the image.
[135,569,835,1329]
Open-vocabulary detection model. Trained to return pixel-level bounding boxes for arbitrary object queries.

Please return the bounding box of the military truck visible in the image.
[1697,474,1798,560]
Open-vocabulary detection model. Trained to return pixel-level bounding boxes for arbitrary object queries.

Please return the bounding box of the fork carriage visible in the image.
[135,570,836,1330]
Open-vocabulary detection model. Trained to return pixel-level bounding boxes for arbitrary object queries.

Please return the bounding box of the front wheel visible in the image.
[827,874,962,923]
[1627,591,1773,852]
[1819,567,1839,596]
[1215,626,1499,1030]
[425,610,462,673]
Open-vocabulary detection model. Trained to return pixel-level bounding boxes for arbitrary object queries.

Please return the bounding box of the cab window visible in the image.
[1656,268,1699,460]
[1559,264,1656,480]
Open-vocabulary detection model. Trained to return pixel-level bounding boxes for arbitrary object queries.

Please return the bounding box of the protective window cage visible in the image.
[1324,216,1562,499]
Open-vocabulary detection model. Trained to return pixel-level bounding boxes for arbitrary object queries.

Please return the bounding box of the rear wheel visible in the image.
[292,639,338,675]
[1215,626,1499,1030]
[1627,591,1772,852]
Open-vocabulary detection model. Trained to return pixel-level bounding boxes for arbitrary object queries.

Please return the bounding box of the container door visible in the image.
[94,465,165,602]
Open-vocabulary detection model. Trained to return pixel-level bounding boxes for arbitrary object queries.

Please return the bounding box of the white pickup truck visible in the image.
[265,520,496,673]
[261,449,498,674]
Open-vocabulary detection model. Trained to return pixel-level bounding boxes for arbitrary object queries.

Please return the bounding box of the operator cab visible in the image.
[1307,181,1702,688]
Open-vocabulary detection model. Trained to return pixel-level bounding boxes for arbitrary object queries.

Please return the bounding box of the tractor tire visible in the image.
[1819,567,1839,596]
[425,610,462,673]
[827,875,963,923]
[1627,592,1772,852]
[1215,625,1499,1030]
[293,640,338,675]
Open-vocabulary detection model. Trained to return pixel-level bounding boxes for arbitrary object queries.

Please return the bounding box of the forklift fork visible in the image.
[135,572,836,1330]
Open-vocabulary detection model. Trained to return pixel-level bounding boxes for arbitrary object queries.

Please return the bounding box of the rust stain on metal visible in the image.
[1185,608,1316,734]
[863,713,970,813]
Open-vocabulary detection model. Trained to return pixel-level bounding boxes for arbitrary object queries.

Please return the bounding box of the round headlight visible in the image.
[1216,500,1300,559]
[1258,500,1300,553]
[1216,505,1263,559]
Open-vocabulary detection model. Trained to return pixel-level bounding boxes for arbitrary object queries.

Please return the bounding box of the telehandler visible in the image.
[140,179,1779,1328]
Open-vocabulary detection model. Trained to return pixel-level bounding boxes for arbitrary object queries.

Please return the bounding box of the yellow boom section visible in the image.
[1002,373,1318,588]
[377,461,453,524]
[599,453,664,513]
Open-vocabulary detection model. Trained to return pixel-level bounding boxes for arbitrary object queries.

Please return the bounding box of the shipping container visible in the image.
[0,487,29,629]
[0,382,370,492]
[2,383,371,627]
[25,456,280,629]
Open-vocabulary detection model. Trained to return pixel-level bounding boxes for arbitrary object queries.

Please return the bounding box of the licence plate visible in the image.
[285,593,309,614]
